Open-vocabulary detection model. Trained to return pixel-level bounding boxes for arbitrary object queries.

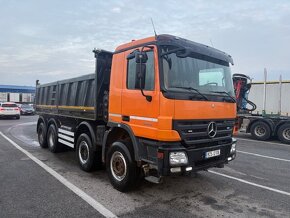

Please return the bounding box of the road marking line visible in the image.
[208,170,290,197]
[237,137,290,147]
[238,150,290,162]
[0,132,117,218]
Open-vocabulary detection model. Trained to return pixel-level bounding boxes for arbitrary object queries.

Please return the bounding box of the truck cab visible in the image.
[105,35,237,185]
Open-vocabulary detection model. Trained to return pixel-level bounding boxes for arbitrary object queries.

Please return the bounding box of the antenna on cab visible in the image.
[150,18,157,39]
[210,39,214,47]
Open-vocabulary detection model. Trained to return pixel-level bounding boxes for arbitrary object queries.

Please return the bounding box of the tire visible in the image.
[106,141,140,192]
[76,133,101,172]
[38,122,48,148]
[16,115,20,119]
[250,121,271,141]
[47,124,62,153]
[277,124,290,144]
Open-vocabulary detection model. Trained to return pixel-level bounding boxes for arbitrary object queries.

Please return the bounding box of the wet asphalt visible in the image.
[0,116,290,217]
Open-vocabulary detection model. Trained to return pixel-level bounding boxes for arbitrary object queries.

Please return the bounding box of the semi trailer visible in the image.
[36,34,237,192]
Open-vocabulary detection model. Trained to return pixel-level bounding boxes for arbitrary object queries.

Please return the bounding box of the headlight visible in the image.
[169,152,188,166]
[230,143,236,154]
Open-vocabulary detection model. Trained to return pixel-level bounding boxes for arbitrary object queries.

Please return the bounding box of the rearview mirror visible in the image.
[135,62,152,102]
[135,63,146,89]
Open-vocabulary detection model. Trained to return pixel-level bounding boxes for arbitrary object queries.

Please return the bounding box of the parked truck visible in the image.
[233,73,290,144]
[36,34,237,192]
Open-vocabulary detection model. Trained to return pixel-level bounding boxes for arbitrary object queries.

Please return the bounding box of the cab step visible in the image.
[144,176,163,184]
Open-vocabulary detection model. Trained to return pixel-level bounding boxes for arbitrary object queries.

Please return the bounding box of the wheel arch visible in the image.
[75,121,97,150]
[37,116,47,132]
[47,118,59,129]
[102,122,139,163]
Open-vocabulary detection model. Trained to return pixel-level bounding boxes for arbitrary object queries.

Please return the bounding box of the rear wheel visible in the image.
[38,122,47,148]
[47,124,62,153]
[76,133,101,172]
[250,121,271,141]
[16,115,20,119]
[277,124,290,144]
[106,141,140,192]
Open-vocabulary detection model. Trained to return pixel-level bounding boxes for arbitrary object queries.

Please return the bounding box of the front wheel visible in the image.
[106,141,140,192]
[277,124,290,144]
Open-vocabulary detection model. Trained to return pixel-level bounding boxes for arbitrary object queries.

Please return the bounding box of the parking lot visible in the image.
[0,116,290,217]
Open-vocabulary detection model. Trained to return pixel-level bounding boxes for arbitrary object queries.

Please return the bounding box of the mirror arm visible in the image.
[141,45,154,52]
[139,77,152,102]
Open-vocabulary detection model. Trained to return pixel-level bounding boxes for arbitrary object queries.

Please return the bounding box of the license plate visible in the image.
[205,149,220,159]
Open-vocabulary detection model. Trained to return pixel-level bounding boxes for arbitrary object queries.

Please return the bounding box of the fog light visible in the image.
[230,143,236,154]
[169,152,188,166]
[170,167,181,173]
[227,157,233,161]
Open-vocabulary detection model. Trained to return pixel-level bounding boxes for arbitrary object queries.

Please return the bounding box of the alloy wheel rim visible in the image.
[282,128,290,140]
[255,126,266,137]
[110,151,127,181]
[79,141,89,164]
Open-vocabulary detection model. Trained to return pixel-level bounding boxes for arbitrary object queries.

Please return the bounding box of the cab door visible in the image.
[121,45,160,139]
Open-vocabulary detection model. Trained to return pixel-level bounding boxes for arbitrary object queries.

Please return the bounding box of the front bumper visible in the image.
[139,138,236,176]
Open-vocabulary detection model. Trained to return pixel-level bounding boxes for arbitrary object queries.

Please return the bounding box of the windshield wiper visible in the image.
[171,86,209,101]
[210,91,236,103]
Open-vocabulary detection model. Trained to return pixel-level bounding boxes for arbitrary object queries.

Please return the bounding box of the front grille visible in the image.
[173,119,234,148]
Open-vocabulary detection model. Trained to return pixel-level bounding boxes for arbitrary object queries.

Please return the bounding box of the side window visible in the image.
[127,51,155,90]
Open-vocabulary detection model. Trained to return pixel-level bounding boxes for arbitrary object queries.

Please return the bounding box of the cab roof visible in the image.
[115,34,233,65]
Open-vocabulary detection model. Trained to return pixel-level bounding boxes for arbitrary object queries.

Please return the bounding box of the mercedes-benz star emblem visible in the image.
[207,122,217,138]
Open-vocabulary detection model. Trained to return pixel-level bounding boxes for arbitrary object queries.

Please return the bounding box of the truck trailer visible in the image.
[36,34,237,192]
[233,73,290,144]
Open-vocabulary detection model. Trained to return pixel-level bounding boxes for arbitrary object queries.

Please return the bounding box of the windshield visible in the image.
[161,45,235,98]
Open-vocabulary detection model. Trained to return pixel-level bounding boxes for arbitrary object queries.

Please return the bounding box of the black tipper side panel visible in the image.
[36,74,96,120]
[35,50,113,121]
[173,119,235,148]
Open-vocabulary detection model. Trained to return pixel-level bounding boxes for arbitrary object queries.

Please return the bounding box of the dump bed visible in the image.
[35,50,112,121]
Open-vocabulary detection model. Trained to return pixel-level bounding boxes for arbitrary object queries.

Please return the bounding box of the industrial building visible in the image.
[0,85,35,103]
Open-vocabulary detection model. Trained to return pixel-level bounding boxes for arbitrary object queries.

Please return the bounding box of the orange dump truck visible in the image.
[36,34,237,192]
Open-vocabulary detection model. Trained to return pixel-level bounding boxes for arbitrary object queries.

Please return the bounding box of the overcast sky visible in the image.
[0,0,290,86]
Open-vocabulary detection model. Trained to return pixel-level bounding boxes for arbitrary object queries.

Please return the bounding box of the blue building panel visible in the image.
[0,85,35,93]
